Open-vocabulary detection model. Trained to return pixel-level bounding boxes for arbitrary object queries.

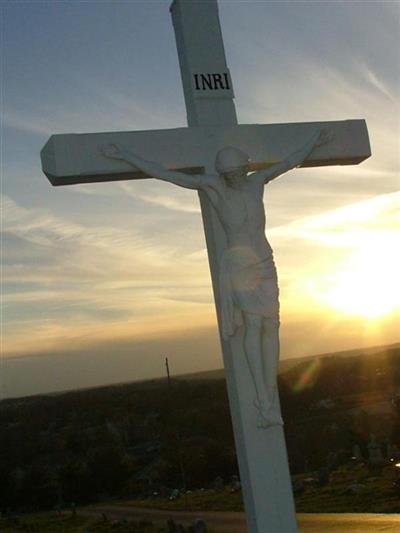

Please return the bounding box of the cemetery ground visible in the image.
[1,343,399,530]
[109,461,400,513]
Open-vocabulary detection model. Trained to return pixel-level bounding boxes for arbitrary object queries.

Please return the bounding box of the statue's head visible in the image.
[215,146,249,186]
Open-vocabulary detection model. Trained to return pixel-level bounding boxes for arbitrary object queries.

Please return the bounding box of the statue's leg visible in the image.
[243,312,271,426]
[262,317,283,426]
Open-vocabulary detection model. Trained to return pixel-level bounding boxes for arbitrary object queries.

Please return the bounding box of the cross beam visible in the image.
[41,1,371,532]
[41,120,370,186]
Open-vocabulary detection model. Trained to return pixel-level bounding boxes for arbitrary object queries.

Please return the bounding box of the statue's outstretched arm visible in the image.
[101,144,207,190]
[253,129,333,184]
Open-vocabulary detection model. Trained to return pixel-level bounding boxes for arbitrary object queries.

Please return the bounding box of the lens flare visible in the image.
[293,357,321,393]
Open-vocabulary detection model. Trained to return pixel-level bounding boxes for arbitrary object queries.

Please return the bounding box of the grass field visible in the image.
[116,463,400,514]
[295,464,400,513]
[0,514,159,533]
[1,464,398,531]
[0,513,229,533]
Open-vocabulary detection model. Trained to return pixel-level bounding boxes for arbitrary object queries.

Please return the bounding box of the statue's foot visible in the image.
[253,399,284,429]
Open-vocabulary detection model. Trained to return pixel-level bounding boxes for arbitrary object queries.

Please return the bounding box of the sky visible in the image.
[1,0,399,399]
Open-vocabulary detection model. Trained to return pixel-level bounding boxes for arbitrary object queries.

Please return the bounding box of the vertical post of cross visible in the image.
[170,1,298,532]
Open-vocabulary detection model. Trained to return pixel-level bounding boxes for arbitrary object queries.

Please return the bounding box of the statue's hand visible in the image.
[100,143,128,160]
[315,128,334,148]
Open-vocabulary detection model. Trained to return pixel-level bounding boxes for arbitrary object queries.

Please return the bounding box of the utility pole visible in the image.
[165,357,171,388]
[164,356,188,501]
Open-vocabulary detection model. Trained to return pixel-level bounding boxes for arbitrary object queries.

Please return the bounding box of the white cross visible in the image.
[41,1,370,531]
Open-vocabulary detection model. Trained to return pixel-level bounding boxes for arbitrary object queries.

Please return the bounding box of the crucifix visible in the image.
[41,1,370,531]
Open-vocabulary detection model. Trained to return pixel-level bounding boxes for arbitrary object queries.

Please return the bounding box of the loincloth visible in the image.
[219,245,280,339]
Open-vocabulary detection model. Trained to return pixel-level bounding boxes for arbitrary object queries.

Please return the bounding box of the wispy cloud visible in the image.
[2,194,213,355]
[3,106,136,137]
[3,194,170,260]
[360,64,398,104]
[4,70,184,137]
[3,110,55,136]
[120,182,201,214]
[270,192,400,319]
[270,191,400,247]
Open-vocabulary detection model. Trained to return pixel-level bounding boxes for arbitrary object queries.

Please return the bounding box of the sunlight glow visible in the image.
[317,237,399,319]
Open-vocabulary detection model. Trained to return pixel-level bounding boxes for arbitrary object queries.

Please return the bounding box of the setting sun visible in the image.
[318,239,399,319]
[280,192,399,323]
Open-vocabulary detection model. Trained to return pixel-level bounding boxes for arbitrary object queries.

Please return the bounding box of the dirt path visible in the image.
[81,505,400,532]
[82,505,244,531]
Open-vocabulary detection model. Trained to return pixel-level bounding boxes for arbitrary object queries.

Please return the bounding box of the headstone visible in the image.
[167,518,181,532]
[352,444,363,461]
[169,488,180,500]
[368,434,384,476]
[390,444,400,461]
[213,476,224,491]
[191,519,208,533]
[368,435,383,464]
[230,474,241,493]
[347,483,366,494]
[317,466,330,486]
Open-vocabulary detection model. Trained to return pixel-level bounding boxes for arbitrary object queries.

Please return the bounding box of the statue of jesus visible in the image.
[101,129,331,428]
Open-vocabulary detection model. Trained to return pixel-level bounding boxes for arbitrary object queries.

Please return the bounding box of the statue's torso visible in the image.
[214,176,279,332]
[215,178,273,259]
